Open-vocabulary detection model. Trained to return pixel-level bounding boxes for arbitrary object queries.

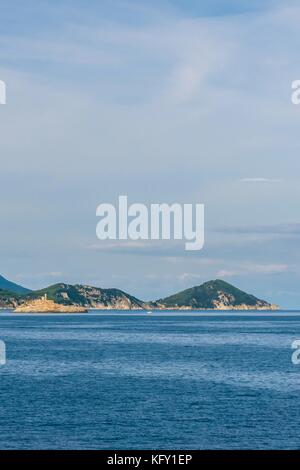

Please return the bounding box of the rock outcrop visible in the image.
[14,296,87,313]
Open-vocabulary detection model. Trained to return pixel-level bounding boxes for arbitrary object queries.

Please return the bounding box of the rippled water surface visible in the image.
[0,312,299,449]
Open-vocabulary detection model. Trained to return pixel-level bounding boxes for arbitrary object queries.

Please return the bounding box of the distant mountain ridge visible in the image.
[0,274,277,310]
[0,275,31,294]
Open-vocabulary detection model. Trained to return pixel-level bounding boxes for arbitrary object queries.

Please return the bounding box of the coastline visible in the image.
[0,307,285,313]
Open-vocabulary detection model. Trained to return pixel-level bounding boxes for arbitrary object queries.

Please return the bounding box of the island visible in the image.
[0,274,279,312]
[156,280,279,311]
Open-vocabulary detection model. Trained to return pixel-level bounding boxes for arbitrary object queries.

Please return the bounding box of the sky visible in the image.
[0,0,300,307]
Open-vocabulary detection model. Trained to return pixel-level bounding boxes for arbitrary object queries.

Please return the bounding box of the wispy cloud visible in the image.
[16,272,63,280]
[216,263,290,278]
[240,178,282,183]
[88,240,190,257]
[217,223,300,235]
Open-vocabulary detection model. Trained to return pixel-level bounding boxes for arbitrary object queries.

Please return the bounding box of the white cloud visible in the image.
[240,178,282,183]
[216,263,289,278]
[16,272,63,280]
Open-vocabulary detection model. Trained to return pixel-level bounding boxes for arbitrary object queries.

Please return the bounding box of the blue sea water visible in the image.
[0,311,299,449]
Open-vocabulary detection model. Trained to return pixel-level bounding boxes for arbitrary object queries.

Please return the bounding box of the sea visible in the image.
[0,311,299,449]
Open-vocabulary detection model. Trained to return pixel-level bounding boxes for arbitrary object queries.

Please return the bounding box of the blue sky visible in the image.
[1,0,300,307]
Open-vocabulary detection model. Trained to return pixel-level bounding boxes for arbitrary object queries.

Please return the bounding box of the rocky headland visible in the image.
[14,296,87,313]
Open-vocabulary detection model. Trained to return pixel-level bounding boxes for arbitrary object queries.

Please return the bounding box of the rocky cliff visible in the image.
[23,283,151,310]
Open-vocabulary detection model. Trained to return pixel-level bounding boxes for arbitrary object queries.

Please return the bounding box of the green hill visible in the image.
[157,279,273,310]
[25,283,150,310]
